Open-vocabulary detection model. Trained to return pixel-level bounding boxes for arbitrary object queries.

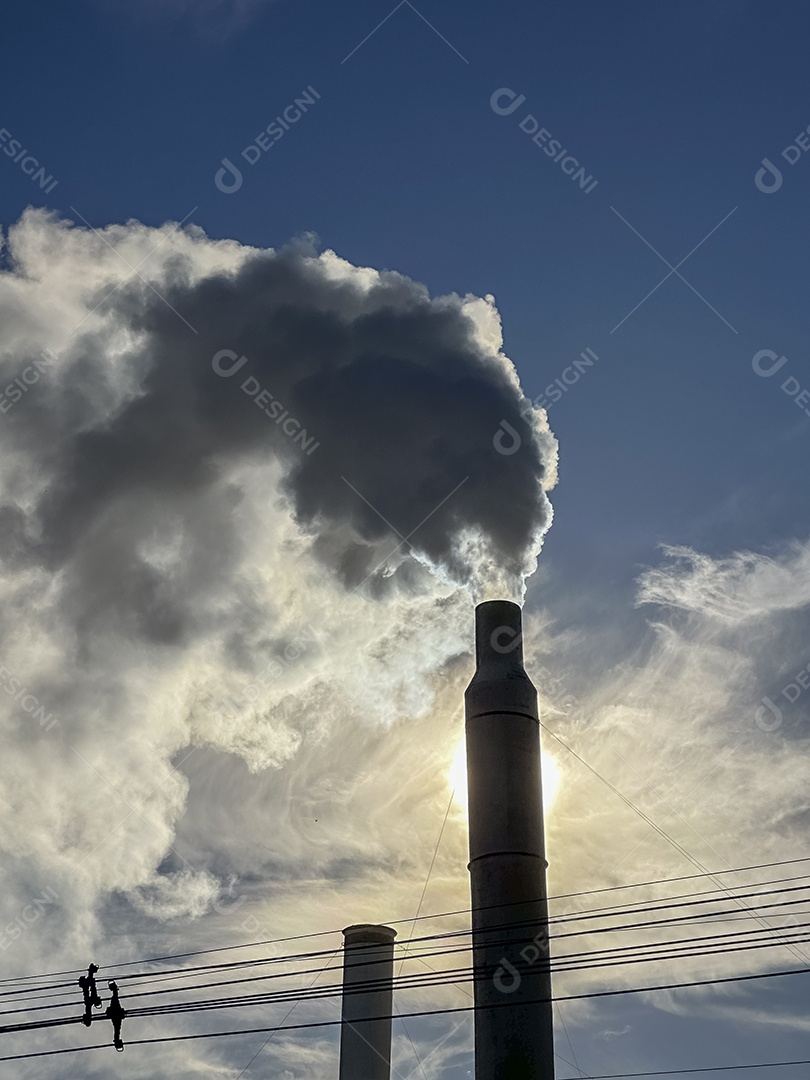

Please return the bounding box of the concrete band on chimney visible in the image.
[465,600,555,1080]
[338,923,397,1080]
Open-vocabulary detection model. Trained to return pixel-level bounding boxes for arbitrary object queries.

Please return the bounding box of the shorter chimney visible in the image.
[338,923,397,1080]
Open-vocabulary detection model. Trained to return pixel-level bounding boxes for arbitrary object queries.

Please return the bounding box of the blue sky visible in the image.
[1,1,810,1078]
[6,0,810,585]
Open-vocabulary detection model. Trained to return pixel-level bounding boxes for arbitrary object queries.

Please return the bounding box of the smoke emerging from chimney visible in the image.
[2,210,557,605]
[0,209,558,962]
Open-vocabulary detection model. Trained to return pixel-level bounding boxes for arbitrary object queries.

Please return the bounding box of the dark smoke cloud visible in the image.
[6,227,556,619]
[0,214,556,1014]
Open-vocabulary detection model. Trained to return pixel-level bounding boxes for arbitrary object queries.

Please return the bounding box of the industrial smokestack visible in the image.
[338,923,397,1080]
[465,600,554,1080]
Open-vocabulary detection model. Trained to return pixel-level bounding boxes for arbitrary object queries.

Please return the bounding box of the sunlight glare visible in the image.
[449,740,561,812]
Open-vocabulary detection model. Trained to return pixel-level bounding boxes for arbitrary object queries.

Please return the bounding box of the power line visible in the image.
[6,869,808,1008]
[231,943,341,1080]
[1,965,809,1063]
[5,928,810,1037]
[538,725,810,970]
[4,882,810,1019]
[4,854,808,991]
[125,936,810,1018]
[562,1063,810,1079]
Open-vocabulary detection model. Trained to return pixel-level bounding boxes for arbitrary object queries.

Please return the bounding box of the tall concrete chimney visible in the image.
[338,923,397,1080]
[465,600,554,1080]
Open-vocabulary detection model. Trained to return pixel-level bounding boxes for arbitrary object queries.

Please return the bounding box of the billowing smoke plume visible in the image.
[0,210,555,991]
[2,212,555,607]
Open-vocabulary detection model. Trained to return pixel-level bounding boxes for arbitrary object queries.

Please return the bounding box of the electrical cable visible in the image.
[4,925,810,1033]
[3,885,810,1020]
[3,854,808,990]
[1,965,809,1063]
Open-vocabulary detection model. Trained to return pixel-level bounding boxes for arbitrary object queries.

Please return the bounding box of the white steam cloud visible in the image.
[0,208,553,999]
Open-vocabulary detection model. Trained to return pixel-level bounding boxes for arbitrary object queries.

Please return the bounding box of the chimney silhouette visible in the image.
[465,601,554,1080]
[338,923,397,1080]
